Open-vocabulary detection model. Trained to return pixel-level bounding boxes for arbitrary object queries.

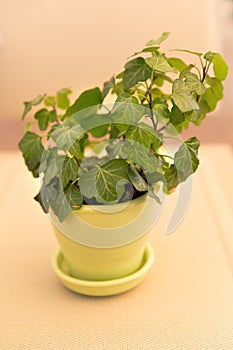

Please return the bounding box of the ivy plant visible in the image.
[18,32,228,222]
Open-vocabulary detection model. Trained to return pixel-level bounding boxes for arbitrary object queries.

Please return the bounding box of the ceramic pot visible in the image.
[50,193,160,295]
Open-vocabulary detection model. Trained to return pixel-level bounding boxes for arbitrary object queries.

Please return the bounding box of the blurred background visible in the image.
[0,0,232,149]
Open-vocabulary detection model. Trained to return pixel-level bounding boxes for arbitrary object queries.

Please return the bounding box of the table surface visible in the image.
[1,144,233,350]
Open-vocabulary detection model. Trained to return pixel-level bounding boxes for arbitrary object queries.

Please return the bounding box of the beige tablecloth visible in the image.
[0,144,233,349]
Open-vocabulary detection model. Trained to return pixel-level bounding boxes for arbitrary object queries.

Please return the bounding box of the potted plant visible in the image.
[18,32,228,296]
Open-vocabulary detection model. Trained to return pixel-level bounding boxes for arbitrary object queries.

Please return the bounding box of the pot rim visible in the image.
[49,193,162,249]
[73,191,148,214]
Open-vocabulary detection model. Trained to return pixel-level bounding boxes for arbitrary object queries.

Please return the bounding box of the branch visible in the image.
[157,122,170,132]
[146,76,158,131]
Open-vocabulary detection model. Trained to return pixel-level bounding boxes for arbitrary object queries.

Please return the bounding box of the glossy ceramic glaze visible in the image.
[52,244,155,296]
[51,194,157,283]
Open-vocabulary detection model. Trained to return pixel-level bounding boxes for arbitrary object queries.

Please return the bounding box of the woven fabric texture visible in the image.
[1,145,233,349]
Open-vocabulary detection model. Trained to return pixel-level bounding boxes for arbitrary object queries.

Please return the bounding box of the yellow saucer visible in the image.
[51,244,155,297]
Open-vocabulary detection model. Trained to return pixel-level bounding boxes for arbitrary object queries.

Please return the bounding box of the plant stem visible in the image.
[141,74,156,104]
[141,90,150,104]
[71,177,79,186]
[67,151,84,170]
[52,105,60,124]
[201,59,211,84]
[74,155,86,171]
[204,60,212,81]
[192,65,202,80]
[197,59,211,103]
[102,104,111,113]
[146,77,157,131]
[157,153,174,160]
[199,56,204,70]
[158,122,170,132]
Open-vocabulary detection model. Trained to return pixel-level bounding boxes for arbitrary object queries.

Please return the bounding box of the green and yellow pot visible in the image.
[50,194,159,296]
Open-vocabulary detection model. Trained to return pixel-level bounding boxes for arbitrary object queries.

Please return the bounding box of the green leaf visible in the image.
[34,108,57,130]
[18,131,44,177]
[51,123,85,150]
[68,135,87,159]
[90,124,109,138]
[121,140,158,172]
[154,77,164,87]
[150,88,163,100]
[128,165,148,192]
[40,176,70,221]
[47,123,61,140]
[63,87,103,119]
[174,137,200,182]
[172,49,202,57]
[125,124,152,149]
[56,88,72,109]
[146,32,170,46]
[122,57,152,89]
[170,104,185,125]
[206,77,223,100]
[111,93,144,128]
[21,94,45,120]
[49,190,72,222]
[148,186,161,204]
[78,166,99,199]
[65,184,83,210]
[192,100,210,125]
[81,156,107,170]
[179,64,195,79]
[153,101,170,122]
[213,53,228,81]
[183,72,205,95]
[146,170,165,186]
[164,165,179,193]
[172,79,199,112]
[204,51,216,62]
[79,159,129,203]
[145,55,177,73]
[44,96,56,107]
[24,121,33,133]
[201,88,218,111]
[186,99,210,124]
[34,190,49,213]
[125,122,161,150]
[131,46,160,57]
[35,176,62,214]
[96,159,129,202]
[116,71,124,79]
[167,57,187,72]
[40,147,65,186]
[105,140,125,158]
[109,125,120,139]
[185,109,200,123]
[102,76,115,99]
[40,176,60,201]
[111,81,125,96]
[79,113,111,136]
[62,156,79,187]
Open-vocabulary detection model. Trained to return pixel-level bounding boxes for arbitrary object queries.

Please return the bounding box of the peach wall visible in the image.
[0,0,221,120]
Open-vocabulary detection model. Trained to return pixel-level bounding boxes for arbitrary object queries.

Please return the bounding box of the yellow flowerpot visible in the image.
[50,193,159,295]
[53,226,149,281]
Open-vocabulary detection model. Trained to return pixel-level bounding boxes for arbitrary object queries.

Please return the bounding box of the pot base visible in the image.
[51,244,155,297]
